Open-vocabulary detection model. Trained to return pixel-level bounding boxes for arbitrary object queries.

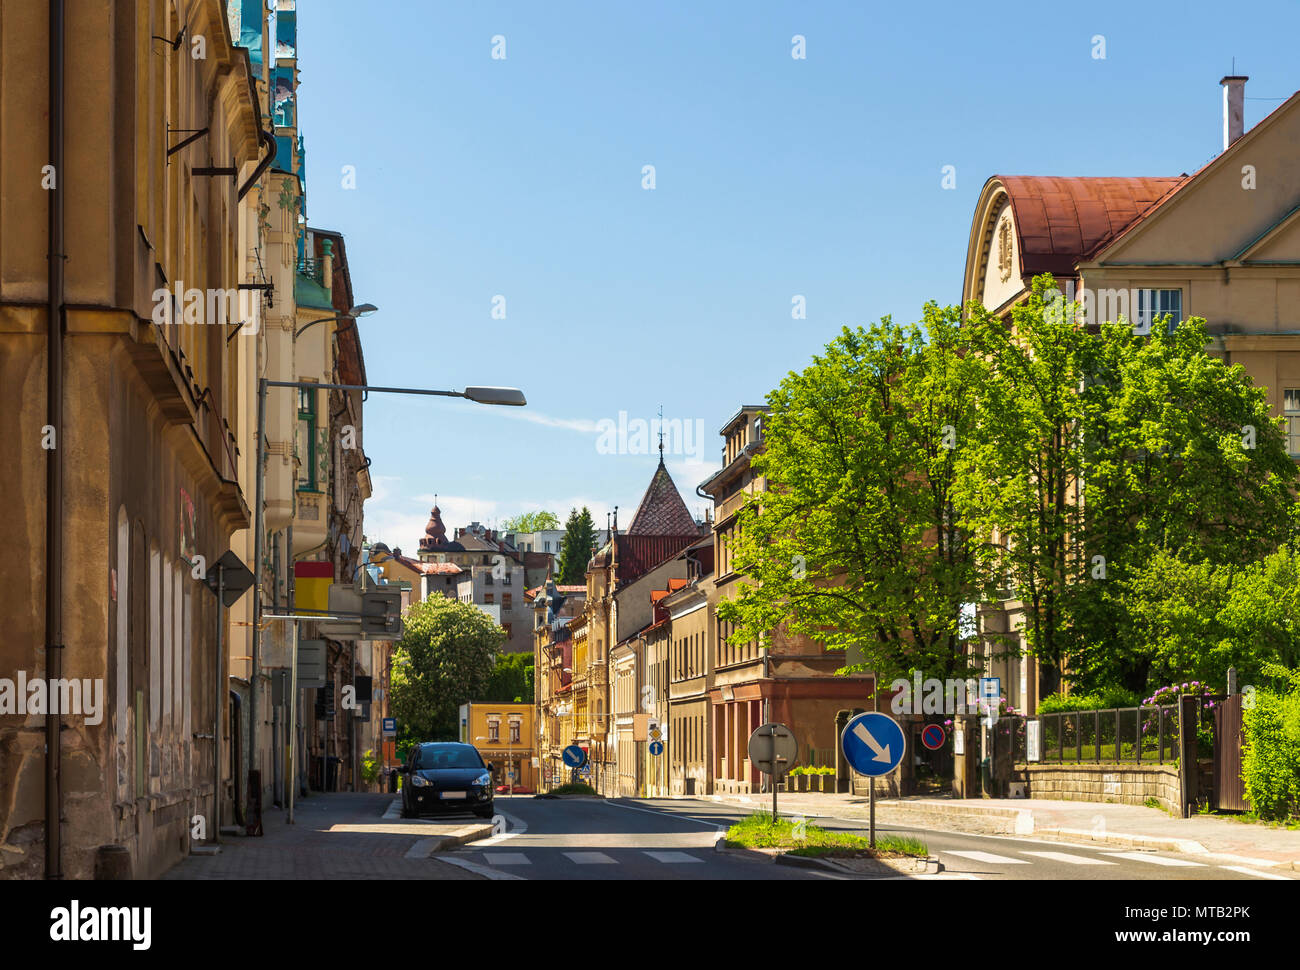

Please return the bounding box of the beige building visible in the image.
[962,76,1300,710]
[700,407,874,794]
[0,0,269,878]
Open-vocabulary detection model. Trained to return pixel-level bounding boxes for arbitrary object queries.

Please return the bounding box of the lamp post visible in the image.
[248,379,526,822]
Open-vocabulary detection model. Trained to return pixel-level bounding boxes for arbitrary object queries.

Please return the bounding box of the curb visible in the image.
[406,823,494,858]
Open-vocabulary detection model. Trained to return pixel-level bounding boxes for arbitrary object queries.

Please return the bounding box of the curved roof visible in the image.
[999,175,1188,276]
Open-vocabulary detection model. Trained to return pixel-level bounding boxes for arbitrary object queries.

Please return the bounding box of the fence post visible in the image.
[1135,707,1141,764]
[1094,710,1100,764]
[1177,694,1198,817]
[1114,710,1120,763]
[1157,708,1164,765]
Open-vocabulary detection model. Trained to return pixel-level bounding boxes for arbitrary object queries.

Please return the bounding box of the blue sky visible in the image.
[295,0,1299,553]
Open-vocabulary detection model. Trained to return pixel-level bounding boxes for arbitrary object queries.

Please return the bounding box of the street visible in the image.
[440,796,1298,882]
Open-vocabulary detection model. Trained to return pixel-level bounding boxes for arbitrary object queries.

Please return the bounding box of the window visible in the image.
[1286,391,1300,457]
[503,572,512,585]
[297,385,316,490]
[503,623,512,639]
[503,593,512,610]
[510,722,521,744]
[485,573,494,585]
[484,593,494,604]
[488,720,500,742]
[1134,289,1182,335]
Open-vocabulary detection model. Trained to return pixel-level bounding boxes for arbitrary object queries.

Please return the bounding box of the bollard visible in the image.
[94,844,133,880]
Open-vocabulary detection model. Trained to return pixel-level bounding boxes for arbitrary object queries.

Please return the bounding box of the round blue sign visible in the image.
[841,712,905,776]
[562,745,587,769]
[921,724,946,750]
[649,740,664,756]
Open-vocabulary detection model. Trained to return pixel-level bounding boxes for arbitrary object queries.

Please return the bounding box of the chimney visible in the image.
[1221,75,1248,150]
[321,237,334,294]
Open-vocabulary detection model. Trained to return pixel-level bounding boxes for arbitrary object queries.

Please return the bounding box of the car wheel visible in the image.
[474,807,494,820]
[399,797,413,819]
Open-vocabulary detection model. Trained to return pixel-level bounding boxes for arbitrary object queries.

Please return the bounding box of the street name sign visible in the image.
[841,712,904,777]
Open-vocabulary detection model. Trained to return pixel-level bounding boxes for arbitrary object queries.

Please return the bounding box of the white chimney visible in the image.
[1221,75,1247,150]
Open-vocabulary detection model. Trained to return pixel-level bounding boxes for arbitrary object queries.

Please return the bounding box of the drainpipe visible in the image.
[45,0,66,881]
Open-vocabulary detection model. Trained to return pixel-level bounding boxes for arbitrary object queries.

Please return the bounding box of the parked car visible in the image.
[496,784,533,795]
[397,742,494,819]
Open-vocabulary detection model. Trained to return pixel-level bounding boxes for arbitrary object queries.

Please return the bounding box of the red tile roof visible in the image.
[625,462,700,537]
[999,175,1189,276]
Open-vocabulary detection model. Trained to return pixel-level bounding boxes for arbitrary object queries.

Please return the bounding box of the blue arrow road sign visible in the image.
[841,712,905,776]
[649,740,664,756]
[562,745,587,769]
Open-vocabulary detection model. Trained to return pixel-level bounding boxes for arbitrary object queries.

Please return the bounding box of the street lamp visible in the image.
[294,302,378,339]
[248,377,527,824]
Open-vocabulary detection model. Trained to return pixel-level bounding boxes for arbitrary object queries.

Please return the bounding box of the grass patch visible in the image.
[549,782,598,796]
[725,812,927,859]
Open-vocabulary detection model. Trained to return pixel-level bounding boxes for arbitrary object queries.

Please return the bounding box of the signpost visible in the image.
[562,744,587,785]
[747,722,798,821]
[840,712,905,848]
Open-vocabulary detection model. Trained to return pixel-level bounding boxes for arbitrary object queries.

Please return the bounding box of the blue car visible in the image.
[398,742,495,819]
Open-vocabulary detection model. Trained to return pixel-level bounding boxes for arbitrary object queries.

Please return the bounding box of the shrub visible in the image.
[1037,687,1140,714]
[361,749,381,786]
[550,782,598,796]
[1241,666,1300,821]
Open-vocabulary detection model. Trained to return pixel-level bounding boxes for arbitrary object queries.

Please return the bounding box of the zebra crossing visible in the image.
[938,847,1292,878]
[447,844,1293,879]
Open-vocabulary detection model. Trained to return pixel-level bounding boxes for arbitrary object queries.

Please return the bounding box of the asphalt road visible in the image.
[439,795,1297,881]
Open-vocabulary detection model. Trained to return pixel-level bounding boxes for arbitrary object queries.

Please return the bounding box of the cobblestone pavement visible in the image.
[162,792,486,880]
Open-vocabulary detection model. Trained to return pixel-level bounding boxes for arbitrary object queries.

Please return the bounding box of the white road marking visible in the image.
[1021,851,1116,866]
[483,852,531,866]
[1101,852,1206,867]
[944,850,1031,865]
[644,850,703,864]
[564,851,617,864]
[438,855,526,881]
[477,808,527,846]
[1218,866,1293,880]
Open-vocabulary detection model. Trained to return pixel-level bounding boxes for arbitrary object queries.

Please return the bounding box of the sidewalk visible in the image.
[162,792,486,880]
[708,791,1300,869]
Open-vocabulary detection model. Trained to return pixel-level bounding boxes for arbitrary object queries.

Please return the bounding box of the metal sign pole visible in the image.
[869,776,876,848]
[770,724,778,822]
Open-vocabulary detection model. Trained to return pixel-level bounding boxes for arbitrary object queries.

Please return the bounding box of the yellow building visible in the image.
[459,702,536,791]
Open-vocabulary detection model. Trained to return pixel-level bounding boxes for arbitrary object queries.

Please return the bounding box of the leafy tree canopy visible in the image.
[501,510,561,533]
[389,594,505,741]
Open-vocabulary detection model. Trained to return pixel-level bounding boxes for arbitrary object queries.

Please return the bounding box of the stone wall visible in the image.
[1025,763,1180,812]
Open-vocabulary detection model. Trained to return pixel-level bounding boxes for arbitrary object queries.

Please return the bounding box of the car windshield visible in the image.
[415,745,484,770]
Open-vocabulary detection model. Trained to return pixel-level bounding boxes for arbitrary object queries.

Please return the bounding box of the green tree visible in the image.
[955,280,1092,698]
[389,595,504,741]
[1062,295,1295,692]
[484,650,535,703]
[718,308,991,684]
[557,506,598,585]
[501,510,561,533]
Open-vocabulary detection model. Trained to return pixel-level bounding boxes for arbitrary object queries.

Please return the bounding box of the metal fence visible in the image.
[1034,704,1185,764]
